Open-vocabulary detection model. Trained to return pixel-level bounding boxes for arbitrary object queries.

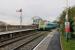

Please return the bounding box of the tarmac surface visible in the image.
[33,30,61,50]
[47,30,61,50]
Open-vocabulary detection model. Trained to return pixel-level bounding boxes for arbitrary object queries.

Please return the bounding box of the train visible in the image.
[38,20,58,30]
[32,16,58,31]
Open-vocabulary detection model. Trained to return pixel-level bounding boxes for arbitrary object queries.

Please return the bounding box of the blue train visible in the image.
[45,23,58,30]
[38,21,58,31]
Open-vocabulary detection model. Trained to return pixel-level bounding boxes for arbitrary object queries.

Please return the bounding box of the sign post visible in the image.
[64,0,71,41]
[65,22,71,41]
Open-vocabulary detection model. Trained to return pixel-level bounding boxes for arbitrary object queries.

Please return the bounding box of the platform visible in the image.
[0,29,35,35]
[33,30,61,50]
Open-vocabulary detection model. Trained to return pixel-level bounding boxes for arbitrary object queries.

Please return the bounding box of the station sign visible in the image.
[65,22,70,32]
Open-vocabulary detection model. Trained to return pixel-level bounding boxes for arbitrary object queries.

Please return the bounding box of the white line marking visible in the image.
[33,32,54,50]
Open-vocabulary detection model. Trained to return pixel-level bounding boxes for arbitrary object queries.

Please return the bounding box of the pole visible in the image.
[66,0,69,22]
[20,11,22,29]
[6,24,8,31]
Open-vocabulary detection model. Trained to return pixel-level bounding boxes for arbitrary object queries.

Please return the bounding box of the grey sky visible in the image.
[0,0,75,25]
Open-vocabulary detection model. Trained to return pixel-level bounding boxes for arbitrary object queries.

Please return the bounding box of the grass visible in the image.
[61,33,75,50]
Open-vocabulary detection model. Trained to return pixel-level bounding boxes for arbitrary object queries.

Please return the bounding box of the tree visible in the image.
[59,6,75,38]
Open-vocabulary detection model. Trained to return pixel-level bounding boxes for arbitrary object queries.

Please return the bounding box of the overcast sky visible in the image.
[0,0,75,25]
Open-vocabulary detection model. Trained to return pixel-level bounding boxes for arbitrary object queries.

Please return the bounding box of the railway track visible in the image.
[0,31,38,47]
[14,32,48,50]
[0,31,49,50]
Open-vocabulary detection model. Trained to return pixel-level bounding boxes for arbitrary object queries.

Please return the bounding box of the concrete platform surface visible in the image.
[0,29,35,35]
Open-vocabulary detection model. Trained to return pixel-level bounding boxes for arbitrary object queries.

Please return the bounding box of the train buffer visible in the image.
[33,30,61,50]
